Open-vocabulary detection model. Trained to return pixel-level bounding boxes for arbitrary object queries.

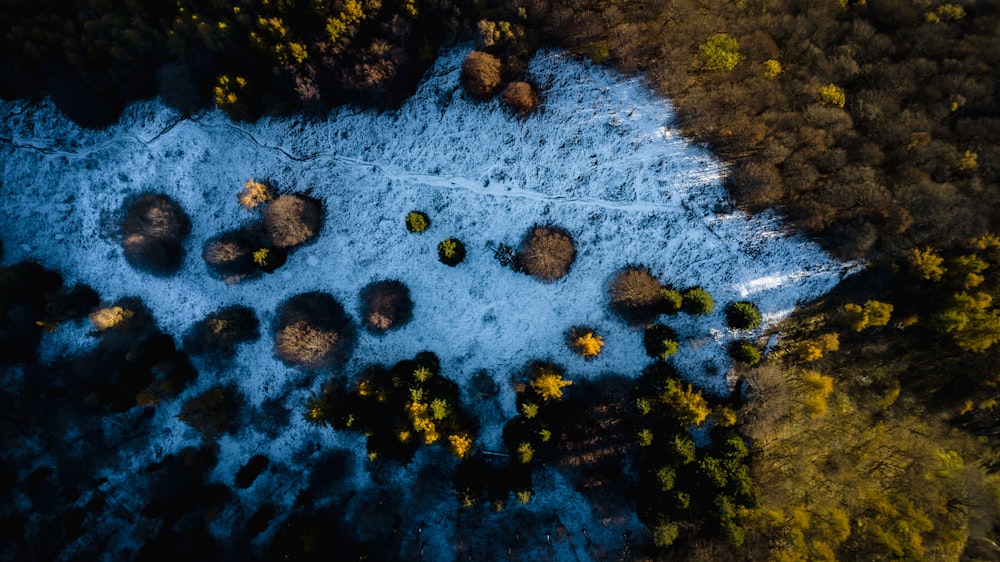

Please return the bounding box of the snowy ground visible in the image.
[0,47,855,558]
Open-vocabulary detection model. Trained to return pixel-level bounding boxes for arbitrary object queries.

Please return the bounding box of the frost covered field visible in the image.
[1,48,852,558]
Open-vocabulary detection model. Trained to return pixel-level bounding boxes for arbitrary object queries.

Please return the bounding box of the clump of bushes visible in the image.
[305,352,477,465]
[502,81,539,115]
[681,287,714,315]
[438,238,466,266]
[359,280,413,333]
[264,194,323,249]
[644,324,680,360]
[461,51,503,99]
[567,327,604,360]
[610,265,664,324]
[120,193,191,275]
[490,241,524,272]
[202,226,286,283]
[520,225,575,282]
[183,305,260,358]
[726,301,762,330]
[273,292,355,370]
[405,211,430,233]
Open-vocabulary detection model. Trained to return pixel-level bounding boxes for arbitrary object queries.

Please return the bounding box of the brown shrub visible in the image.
[120,193,191,275]
[609,266,663,324]
[273,292,355,370]
[461,51,503,100]
[521,226,576,282]
[264,194,323,249]
[502,81,539,115]
[359,280,413,333]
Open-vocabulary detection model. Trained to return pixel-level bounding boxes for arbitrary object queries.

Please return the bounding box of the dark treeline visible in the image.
[5,0,998,262]
[0,0,475,125]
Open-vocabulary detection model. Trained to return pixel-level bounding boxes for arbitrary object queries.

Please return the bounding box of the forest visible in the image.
[3,0,1000,560]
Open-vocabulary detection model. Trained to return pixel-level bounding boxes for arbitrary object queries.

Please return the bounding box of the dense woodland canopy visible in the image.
[3,0,1000,560]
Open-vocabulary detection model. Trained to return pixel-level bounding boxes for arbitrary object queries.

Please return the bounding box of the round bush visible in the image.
[461,51,503,100]
[359,280,414,333]
[438,238,466,267]
[120,193,191,275]
[502,81,539,115]
[610,266,663,324]
[643,323,680,360]
[520,225,576,282]
[728,340,761,365]
[202,226,271,284]
[264,194,323,249]
[726,301,762,330]
[681,287,714,315]
[405,211,430,233]
[273,292,355,370]
[184,305,260,357]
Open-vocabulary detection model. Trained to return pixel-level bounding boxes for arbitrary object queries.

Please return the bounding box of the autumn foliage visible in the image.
[460,51,502,100]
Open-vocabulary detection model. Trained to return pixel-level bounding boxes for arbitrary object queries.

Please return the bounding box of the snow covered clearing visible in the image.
[0,47,855,558]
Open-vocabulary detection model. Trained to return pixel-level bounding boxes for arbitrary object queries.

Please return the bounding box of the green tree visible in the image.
[681,287,714,315]
[726,301,762,330]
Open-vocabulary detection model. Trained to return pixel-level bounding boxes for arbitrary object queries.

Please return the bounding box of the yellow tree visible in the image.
[531,367,573,400]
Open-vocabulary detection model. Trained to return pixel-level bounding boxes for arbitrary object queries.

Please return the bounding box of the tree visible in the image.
[502,81,539,115]
[238,179,273,209]
[178,386,243,439]
[520,225,575,281]
[358,280,413,333]
[818,84,846,108]
[264,194,323,249]
[273,292,355,369]
[567,327,604,359]
[909,247,946,281]
[461,51,502,100]
[530,366,573,400]
[726,301,762,330]
[644,323,680,360]
[934,292,1000,352]
[682,287,715,315]
[120,193,191,276]
[843,300,893,331]
[437,238,466,266]
[729,341,761,365]
[661,379,711,426]
[610,266,663,323]
[699,33,744,71]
